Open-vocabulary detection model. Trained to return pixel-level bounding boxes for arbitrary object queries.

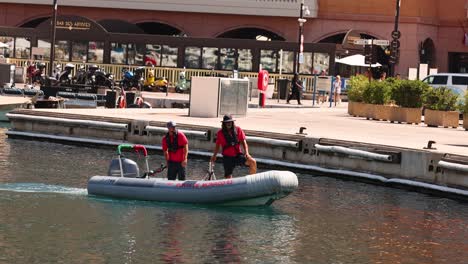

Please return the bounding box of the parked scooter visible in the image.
[120,67,144,91]
[155,76,168,92]
[175,68,191,93]
[143,69,156,91]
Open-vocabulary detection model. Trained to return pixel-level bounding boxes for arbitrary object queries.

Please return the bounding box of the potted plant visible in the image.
[347,75,368,117]
[423,87,459,128]
[362,80,392,120]
[389,80,427,124]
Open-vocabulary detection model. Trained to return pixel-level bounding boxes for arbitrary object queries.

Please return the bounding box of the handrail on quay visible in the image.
[145,125,209,140]
[6,113,128,130]
[314,144,394,162]
[438,160,468,173]
[247,136,299,149]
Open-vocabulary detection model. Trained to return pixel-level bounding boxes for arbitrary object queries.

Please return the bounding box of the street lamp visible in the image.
[48,0,58,77]
[295,0,310,75]
[390,0,401,77]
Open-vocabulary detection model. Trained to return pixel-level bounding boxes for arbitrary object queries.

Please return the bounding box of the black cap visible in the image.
[221,115,235,123]
[166,121,176,128]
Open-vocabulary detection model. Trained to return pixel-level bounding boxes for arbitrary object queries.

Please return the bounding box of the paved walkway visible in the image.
[12,91,466,157]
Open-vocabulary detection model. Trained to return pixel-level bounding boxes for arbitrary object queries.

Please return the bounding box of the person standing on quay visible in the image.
[333,75,342,106]
[287,73,303,105]
[210,115,257,178]
[162,121,188,181]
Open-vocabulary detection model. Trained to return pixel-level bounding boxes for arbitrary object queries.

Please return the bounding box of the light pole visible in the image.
[48,0,58,77]
[295,0,310,75]
[390,0,401,77]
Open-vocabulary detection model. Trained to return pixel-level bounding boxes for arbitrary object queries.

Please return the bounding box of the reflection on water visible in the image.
[0,128,467,263]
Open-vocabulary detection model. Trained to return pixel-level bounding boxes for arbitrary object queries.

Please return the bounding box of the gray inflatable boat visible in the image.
[87,144,298,206]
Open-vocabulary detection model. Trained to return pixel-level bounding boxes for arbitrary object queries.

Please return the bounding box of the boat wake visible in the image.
[0,183,88,196]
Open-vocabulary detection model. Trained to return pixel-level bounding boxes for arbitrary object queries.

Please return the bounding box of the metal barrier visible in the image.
[7,58,321,93]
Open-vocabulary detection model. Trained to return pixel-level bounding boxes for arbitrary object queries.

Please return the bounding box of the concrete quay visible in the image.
[3,94,468,199]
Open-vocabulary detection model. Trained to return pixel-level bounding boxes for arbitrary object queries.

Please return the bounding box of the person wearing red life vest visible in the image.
[162,121,189,180]
[210,115,257,178]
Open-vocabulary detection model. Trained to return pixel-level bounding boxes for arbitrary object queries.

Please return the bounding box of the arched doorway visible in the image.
[420,38,435,68]
[217,27,285,41]
[136,22,184,36]
[98,19,145,34]
[19,17,49,28]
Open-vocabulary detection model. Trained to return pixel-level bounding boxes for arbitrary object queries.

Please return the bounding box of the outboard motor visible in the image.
[108,158,140,178]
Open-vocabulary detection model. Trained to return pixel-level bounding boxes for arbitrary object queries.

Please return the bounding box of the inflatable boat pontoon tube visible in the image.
[88,170,298,206]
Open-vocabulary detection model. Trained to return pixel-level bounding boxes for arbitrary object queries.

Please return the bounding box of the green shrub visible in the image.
[362,80,391,105]
[347,75,368,102]
[423,87,458,111]
[391,80,429,108]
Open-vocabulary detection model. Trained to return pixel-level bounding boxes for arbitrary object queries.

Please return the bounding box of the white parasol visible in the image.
[336,54,382,68]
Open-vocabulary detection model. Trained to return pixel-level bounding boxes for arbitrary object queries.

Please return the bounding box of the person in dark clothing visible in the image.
[287,73,303,105]
[162,121,189,180]
[210,115,257,178]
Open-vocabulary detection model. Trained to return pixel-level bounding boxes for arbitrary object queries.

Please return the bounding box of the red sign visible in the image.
[257,70,269,91]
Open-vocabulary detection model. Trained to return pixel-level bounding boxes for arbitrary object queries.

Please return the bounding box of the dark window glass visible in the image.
[38,39,51,60]
[111,43,127,64]
[202,47,218,69]
[280,50,294,73]
[220,48,236,70]
[88,41,104,63]
[128,43,145,65]
[184,47,201,68]
[145,44,161,66]
[431,76,448,85]
[55,40,69,61]
[452,76,468,85]
[260,50,277,73]
[299,52,313,74]
[161,45,178,67]
[238,49,252,72]
[71,41,88,62]
[0,36,14,58]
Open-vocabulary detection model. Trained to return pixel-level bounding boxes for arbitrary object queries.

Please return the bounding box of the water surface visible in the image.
[0,128,466,263]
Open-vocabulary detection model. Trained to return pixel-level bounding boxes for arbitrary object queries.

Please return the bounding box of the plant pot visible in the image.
[424,109,459,128]
[373,105,392,121]
[390,107,422,124]
[351,102,368,117]
[464,115,468,130]
[348,101,355,116]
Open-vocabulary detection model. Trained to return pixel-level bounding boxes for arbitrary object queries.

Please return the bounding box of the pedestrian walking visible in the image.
[287,73,303,105]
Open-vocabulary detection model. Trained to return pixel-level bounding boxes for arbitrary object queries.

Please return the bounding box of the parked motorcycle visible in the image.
[56,63,75,86]
[73,65,87,85]
[120,67,144,91]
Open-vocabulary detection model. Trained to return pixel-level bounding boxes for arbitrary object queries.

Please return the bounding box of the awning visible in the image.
[336,54,382,68]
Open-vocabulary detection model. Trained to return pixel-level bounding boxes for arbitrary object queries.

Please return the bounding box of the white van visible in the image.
[422,73,468,98]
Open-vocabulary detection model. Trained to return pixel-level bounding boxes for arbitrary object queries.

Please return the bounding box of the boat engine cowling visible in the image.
[108,158,140,178]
